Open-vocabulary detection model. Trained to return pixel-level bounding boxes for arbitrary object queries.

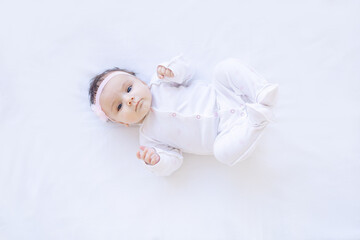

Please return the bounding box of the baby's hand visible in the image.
[136,146,160,165]
[157,65,174,79]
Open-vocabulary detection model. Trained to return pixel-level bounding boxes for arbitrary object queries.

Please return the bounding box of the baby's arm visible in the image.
[156,54,194,85]
[136,145,183,177]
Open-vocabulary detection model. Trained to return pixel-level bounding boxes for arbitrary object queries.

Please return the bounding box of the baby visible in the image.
[89,55,278,176]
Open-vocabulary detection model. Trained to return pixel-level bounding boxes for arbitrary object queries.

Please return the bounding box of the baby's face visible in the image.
[99,73,152,124]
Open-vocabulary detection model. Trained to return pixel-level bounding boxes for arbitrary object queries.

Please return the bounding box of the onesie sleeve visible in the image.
[144,145,183,177]
[156,54,194,85]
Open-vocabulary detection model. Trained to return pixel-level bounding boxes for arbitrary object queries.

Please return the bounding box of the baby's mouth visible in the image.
[135,99,142,111]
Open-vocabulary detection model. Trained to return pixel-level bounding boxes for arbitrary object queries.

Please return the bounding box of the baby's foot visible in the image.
[256,84,279,107]
[246,103,274,127]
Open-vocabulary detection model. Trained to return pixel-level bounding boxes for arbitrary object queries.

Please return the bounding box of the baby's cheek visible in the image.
[142,101,151,112]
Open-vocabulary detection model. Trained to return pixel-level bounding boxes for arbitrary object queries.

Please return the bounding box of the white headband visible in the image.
[91,71,133,122]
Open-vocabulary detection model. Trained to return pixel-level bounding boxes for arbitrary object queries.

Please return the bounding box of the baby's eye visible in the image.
[127,85,132,93]
[117,103,122,111]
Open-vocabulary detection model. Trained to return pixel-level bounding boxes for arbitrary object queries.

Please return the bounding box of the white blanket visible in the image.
[1,0,359,239]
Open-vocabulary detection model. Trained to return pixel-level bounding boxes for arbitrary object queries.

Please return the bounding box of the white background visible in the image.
[0,0,359,239]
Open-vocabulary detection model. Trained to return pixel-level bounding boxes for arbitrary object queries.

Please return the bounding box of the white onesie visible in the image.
[139,55,278,176]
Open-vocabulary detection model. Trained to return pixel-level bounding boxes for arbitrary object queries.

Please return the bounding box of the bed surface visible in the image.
[0,1,359,239]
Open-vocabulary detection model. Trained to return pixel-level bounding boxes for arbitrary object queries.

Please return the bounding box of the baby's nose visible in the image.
[127,97,135,105]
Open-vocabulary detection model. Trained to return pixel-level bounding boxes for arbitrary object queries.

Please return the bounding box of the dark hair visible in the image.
[88,67,136,105]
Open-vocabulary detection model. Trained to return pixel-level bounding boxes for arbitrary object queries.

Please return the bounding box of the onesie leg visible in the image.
[213,58,279,106]
[213,117,266,166]
[212,59,278,166]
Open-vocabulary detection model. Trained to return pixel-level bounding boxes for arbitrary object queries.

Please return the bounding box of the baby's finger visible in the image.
[144,148,155,161]
[136,151,141,159]
[140,147,149,160]
[160,66,166,75]
[144,152,152,164]
[150,154,160,165]
[146,152,158,165]
[165,68,172,77]
[157,65,163,72]
[169,70,174,77]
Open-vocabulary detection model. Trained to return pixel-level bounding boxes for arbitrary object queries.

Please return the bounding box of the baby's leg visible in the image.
[213,117,266,166]
[213,58,278,106]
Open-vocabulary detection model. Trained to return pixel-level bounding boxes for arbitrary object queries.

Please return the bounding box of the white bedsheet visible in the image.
[1,0,359,239]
